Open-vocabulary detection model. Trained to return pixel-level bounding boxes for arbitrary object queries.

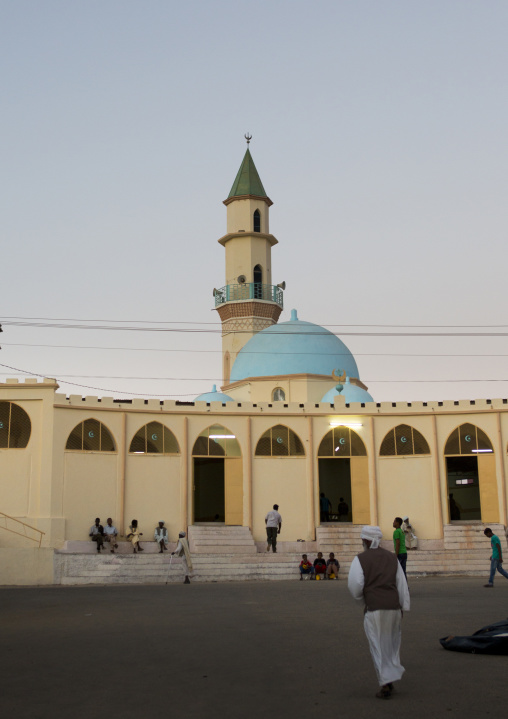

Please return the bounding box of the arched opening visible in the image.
[317,427,369,524]
[66,419,115,452]
[129,422,179,454]
[192,425,242,525]
[255,425,305,457]
[0,402,31,448]
[253,264,262,299]
[272,387,285,402]
[444,423,497,522]
[380,424,430,456]
[253,209,261,232]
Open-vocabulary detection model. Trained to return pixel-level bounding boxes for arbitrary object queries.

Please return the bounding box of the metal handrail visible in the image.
[0,512,45,548]
[214,283,283,309]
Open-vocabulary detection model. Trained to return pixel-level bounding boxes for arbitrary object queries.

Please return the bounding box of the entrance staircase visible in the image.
[52,523,508,585]
[188,525,257,554]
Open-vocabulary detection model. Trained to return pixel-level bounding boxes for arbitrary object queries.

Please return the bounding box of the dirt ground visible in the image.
[2,576,507,718]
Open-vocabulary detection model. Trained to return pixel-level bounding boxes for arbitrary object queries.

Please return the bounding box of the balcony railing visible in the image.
[214,283,283,309]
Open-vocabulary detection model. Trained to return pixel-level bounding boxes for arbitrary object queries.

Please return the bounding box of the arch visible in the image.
[444,423,493,455]
[129,422,179,454]
[253,264,263,299]
[317,427,369,524]
[272,387,285,402]
[379,424,430,456]
[253,209,261,232]
[317,427,367,457]
[0,401,31,448]
[444,423,497,523]
[66,419,116,452]
[192,424,241,457]
[255,424,305,457]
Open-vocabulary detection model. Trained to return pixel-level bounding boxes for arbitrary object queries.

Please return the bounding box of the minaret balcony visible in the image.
[214,283,283,309]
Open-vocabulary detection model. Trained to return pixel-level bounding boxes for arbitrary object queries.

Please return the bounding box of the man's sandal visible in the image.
[375,686,392,699]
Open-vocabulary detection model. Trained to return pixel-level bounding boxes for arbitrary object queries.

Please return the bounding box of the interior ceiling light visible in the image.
[209,434,235,439]
[471,449,493,453]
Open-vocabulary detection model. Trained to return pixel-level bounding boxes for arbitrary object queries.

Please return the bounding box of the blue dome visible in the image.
[230,310,359,382]
[321,377,374,404]
[194,385,234,403]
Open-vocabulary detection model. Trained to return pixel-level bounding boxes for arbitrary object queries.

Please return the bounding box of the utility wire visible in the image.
[4,341,508,358]
[4,315,508,328]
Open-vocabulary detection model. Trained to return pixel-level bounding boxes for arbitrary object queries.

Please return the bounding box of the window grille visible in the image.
[445,424,494,455]
[0,402,31,449]
[380,424,430,456]
[66,419,116,452]
[317,428,367,457]
[272,388,286,402]
[129,422,180,454]
[255,424,305,457]
[253,209,261,232]
[192,425,241,457]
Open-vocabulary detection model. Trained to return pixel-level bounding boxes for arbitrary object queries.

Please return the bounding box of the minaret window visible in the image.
[253,209,261,232]
[254,264,262,298]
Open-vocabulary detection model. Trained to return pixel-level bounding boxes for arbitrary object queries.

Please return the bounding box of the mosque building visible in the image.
[0,144,507,584]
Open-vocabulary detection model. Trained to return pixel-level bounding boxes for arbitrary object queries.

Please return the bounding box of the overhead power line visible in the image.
[4,341,508,358]
[4,315,508,328]
[4,319,508,337]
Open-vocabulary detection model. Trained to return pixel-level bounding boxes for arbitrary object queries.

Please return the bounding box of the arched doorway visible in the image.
[192,424,242,525]
[253,264,262,299]
[444,423,498,522]
[317,426,369,524]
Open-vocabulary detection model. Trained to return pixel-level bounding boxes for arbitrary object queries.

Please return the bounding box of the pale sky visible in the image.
[1,0,507,402]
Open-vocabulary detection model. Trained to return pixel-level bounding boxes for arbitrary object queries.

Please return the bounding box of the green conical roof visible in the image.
[228,148,267,199]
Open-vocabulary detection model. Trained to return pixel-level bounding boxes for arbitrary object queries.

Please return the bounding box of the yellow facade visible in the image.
[2,380,508,555]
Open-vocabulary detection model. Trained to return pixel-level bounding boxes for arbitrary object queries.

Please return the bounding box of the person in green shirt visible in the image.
[484,527,508,587]
[393,517,407,579]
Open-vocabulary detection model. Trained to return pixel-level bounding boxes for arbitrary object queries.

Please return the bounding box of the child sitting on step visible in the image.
[326,552,340,579]
[299,554,315,580]
[313,552,327,579]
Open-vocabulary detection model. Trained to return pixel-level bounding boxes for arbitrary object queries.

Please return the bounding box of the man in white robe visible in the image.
[401,516,418,550]
[172,531,194,584]
[348,525,410,699]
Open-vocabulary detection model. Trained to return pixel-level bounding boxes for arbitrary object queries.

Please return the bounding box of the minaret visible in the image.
[214,138,284,385]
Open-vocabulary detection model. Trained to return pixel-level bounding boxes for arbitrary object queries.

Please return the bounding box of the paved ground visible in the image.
[2,577,508,718]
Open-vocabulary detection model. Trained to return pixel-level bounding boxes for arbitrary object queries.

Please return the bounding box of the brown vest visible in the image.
[358,547,401,612]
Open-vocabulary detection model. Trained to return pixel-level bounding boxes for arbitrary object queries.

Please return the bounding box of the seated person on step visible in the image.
[299,554,315,580]
[326,552,340,579]
[313,552,327,579]
[89,518,105,552]
[401,516,418,550]
[103,518,118,553]
[154,521,169,553]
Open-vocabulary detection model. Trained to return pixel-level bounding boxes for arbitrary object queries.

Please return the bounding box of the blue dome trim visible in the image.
[194,385,234,403]
[321,378,374,404]
[230,311,359,382]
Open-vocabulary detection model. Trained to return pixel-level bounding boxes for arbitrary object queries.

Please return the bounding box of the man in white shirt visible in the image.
[103,517,118,553]
[348,525,410,699]
[265,504,282,553]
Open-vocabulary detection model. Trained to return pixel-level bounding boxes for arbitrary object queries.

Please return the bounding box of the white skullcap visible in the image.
[360,526,383,549]
[402,516,409,521]
[179,531,186,537]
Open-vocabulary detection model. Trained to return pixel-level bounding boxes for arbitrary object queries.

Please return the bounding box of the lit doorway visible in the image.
[192,425,243,525]
[317,426,369,524]
[444,422,498,523]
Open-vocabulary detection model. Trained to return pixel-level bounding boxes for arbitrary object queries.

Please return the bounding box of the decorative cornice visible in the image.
[217,231,278,247]
[223,194,273,207]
